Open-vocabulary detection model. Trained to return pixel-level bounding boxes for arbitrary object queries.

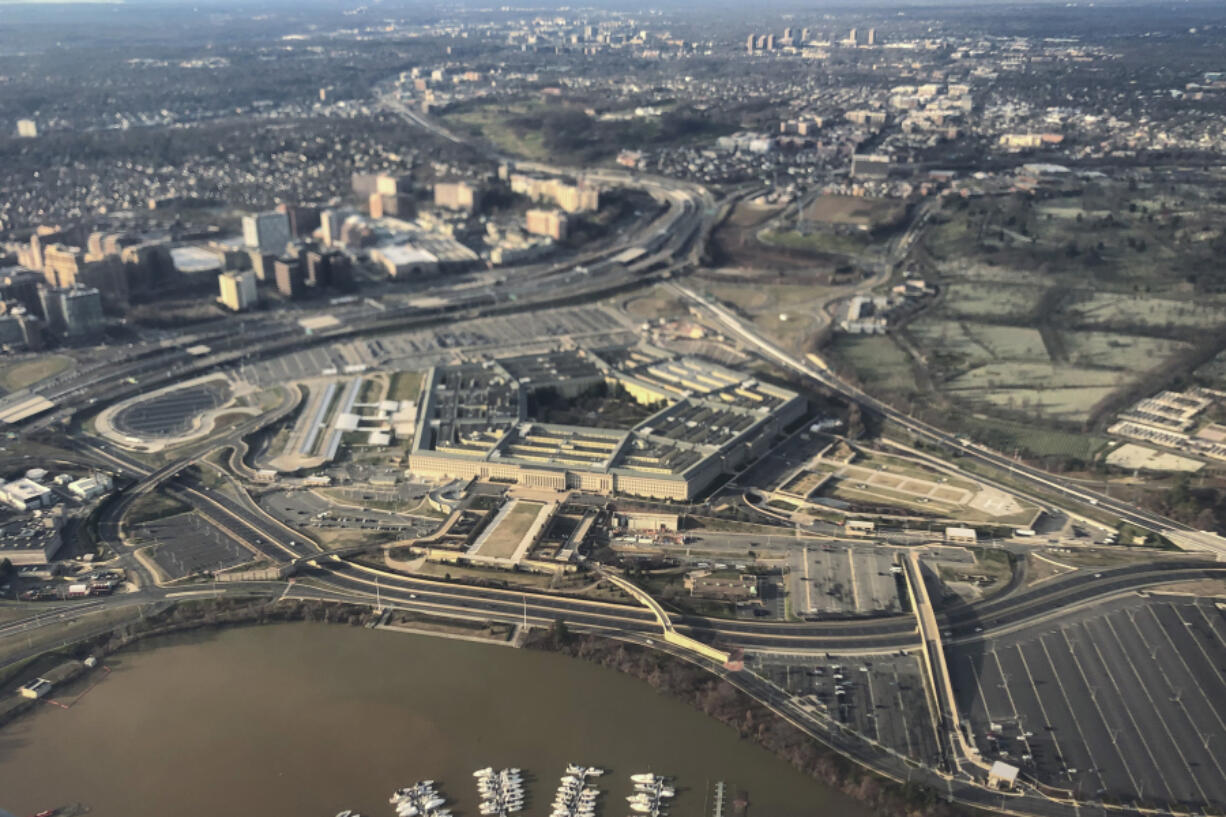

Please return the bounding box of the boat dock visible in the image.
[550,763,603,817]
[712,781,726,817]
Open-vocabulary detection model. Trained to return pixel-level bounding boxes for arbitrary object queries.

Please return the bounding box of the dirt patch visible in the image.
[804,195,907,230]
[711,202,840,273]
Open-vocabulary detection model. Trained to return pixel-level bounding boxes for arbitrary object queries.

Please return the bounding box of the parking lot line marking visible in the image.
[963,654,1000,724]
[888,668,917,759]
[1012,642,1064,775]
[863,670,883,745]
[847,549,861,612]
[1073,624,1175,805]
[1167,603,1226,695]
[1103,614,1209,805]
[802,546,813,613]
[1143,606,1226,735]
[989,648,1021,723]
[1040,633,1113,795]
[1193,601,1226,654]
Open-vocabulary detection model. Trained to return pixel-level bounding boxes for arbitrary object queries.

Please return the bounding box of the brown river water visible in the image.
[0,623,872,817]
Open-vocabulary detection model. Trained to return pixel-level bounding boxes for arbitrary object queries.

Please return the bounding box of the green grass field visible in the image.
[759,228,871,257]
[442,105,553,161]
[829,334,917,395]
[477,501,544,559]
[126,491,191,526]
[387,371,423,403]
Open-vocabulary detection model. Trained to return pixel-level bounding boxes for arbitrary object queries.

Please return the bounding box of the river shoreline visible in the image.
[1,597,963,817]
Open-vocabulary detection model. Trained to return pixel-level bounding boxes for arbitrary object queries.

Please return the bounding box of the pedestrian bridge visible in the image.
[601,572,731,665]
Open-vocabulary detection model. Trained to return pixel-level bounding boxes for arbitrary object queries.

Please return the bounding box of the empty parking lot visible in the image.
[759,652,943,770]
[949,594,1226,811]
[114,380,231,438]
[134,512,255,579]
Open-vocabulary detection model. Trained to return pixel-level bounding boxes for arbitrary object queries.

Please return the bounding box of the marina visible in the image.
[626,773,675,817]
[475,767,526,816]
[551,764,604,817]
[389,780,451,817]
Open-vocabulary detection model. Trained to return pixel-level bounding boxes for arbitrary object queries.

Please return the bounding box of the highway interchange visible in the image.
[2,91,1225,817]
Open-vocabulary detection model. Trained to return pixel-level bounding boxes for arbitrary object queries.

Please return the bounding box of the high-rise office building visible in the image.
[242,211,292,256]
[867,28,876,45]
[848,28,858,45]
[273,256,305,299]
[39,285,103,339]
[217,270,258,312]
[321,210,342,247]
[277,203,322,239]
[325,250,354,291]
[304,250,330,288]
[746,34,755,54]
[0,267,47,317]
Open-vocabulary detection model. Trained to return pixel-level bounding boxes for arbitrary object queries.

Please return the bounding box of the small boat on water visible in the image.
[474,767,494,777]
[630,773,656,784]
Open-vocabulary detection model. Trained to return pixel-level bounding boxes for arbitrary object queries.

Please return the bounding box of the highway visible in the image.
[667,281,1199,540]
[278,554,1226,654]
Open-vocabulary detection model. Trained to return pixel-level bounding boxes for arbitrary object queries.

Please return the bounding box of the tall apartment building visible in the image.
[525,209,569,241]
[509,173,600,213]
[433,181,482,213]
[217,269,258,312]
[242,211,292,255]
[369,192,414,219]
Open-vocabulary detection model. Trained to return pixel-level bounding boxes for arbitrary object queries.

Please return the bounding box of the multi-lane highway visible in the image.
[668,281,1200,540]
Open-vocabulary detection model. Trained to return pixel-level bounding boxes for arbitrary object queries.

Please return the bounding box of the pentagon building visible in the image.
[408,346,805,501]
